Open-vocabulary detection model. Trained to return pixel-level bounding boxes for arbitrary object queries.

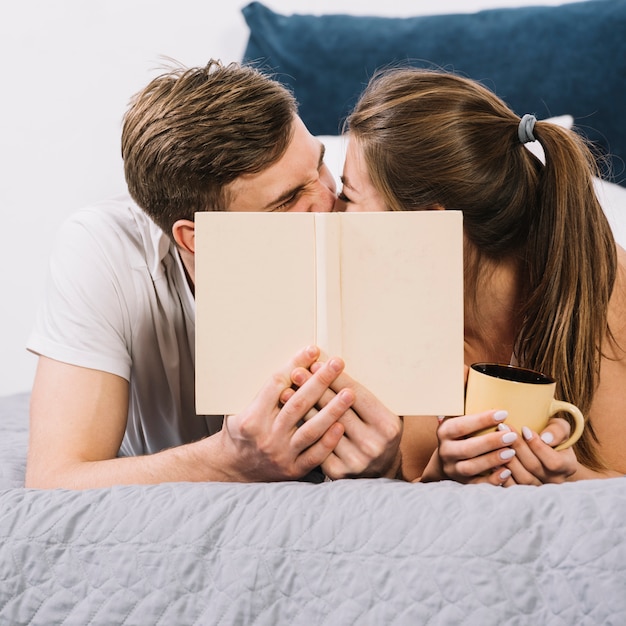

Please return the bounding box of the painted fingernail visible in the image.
[500,449,516,460]
[499,468,512,480]
[501,431,517,444]
[493,410,508,422]
[497,423,511,432]
[522,426,533,441]
[540,432,554,445]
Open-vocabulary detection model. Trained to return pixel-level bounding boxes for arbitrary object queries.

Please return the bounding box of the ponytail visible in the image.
[516,122,616,469]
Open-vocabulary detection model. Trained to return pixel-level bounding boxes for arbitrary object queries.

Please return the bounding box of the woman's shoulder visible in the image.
[591,246,626,473]
[607,243,626,353]
[613,243,626,308]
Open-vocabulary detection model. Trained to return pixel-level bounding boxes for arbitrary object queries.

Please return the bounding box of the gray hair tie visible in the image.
[518,114,537,144]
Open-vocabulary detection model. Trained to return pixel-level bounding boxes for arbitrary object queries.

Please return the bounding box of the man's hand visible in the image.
[219,346,353,481]
[27,346,353,488]
[284,359,403,479]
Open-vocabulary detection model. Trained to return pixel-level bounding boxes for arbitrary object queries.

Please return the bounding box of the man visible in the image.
[25,60,402,488]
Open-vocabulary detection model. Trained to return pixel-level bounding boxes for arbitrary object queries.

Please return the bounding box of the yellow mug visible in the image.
[465,363,585,451]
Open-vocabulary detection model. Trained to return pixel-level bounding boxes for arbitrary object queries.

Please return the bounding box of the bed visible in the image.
[3,2,626,624]
[1,393,626,624]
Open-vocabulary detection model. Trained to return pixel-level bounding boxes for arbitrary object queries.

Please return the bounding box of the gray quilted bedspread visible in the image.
[1,392,626,625]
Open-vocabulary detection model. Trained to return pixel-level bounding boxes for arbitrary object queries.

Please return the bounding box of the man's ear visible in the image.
[172,219,195,253]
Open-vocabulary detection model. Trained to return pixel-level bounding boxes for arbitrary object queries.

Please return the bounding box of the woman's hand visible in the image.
[419,410,518,486]
[419,412,579,486]
[498,418,579,485]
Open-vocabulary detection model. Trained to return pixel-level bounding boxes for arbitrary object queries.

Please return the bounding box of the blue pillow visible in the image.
[242,1,626,179]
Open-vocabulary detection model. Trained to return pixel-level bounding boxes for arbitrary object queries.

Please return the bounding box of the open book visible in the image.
[195,211,464,416]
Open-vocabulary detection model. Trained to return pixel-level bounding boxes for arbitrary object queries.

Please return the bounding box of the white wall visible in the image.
[0,0,582,396]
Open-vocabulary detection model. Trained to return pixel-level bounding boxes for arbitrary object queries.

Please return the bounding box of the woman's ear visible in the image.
[172,219,195,253]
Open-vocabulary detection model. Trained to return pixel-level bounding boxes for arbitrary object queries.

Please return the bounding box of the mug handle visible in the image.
[548,400,585,451]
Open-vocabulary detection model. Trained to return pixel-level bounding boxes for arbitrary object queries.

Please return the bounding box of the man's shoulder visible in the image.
[59,194,171,267]
[67,193,150,233]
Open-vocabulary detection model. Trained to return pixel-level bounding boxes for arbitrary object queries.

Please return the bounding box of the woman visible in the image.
[337,67,626,484]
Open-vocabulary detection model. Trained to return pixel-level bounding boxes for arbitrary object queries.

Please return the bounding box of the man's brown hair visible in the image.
[121,60,297,235]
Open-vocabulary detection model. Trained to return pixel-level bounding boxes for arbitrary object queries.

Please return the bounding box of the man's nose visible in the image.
[313,167,338,213]
[312,179,337,213]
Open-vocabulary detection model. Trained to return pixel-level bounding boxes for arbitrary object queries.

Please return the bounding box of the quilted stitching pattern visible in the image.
[0,392,28,489]
[1,394,625,625]
[2,479,626,625]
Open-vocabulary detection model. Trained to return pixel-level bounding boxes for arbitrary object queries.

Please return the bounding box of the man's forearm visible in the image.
[25,431,240,489]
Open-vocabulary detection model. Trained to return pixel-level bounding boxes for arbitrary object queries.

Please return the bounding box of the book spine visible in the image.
[314,214,343,361]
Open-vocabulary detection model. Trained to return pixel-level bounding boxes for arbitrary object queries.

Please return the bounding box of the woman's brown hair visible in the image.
[122,60,297,236]
[347,67,617,469]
